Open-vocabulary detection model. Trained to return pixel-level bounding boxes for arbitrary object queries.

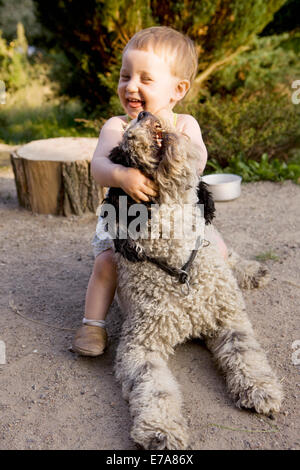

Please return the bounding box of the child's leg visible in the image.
[72,248,117,356]
[84,248,117,321]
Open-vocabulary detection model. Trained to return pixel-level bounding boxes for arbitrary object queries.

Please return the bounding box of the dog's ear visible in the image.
[197,181,215,224]
[108,144,132,167]
[156,133,191,199]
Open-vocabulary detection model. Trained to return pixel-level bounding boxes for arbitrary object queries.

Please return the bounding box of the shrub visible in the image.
[0,0,43,43]
[261,0,299,35]
[204,152,300,183]
[32,0,286,109]
[208,33,300,95]
[178,86,300,167]
[0,23,30,91]
[175,32,300,172]
[0,25,98,144]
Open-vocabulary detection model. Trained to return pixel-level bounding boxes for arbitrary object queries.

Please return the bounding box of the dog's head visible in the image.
[121,111,199,203]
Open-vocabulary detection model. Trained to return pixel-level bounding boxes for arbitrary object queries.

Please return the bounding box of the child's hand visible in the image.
[120,167,158,203]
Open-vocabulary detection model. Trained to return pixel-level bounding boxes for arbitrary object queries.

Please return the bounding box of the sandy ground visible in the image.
[0,147,299,450]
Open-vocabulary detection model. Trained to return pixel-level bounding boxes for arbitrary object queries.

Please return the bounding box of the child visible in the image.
[71,26,228,356]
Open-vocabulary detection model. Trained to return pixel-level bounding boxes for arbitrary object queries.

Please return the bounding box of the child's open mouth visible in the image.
[127,99,145,109]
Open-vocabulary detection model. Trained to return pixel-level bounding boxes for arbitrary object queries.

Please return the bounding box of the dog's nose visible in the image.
[137,111,151,121]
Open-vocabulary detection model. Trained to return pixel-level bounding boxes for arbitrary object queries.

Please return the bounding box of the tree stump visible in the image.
[10,137,106,216]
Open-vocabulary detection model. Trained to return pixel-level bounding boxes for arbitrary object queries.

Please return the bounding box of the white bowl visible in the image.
[201,173,242,201]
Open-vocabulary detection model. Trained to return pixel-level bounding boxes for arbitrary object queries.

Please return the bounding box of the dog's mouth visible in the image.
[153,121,164,148]
[126,111,165,157]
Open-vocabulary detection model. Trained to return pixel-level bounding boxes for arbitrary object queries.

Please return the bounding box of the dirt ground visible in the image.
[0,146,299,450]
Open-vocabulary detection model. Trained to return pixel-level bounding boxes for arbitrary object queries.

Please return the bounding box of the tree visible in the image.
[0,0,42,43]
[261,0,299,35]
[33,0,287,110]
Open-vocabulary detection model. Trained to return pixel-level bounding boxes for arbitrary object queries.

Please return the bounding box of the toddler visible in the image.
[72,26,228,356]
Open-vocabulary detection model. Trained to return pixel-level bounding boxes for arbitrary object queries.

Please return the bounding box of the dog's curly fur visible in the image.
[102,136,215,262]
[104,112,282,450]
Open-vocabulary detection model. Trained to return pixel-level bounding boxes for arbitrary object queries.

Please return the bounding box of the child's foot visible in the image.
[71,325,107,356]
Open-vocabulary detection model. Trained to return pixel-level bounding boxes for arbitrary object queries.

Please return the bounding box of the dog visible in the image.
[102,111,283,450]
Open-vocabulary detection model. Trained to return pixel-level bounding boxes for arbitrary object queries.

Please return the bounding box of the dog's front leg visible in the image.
[115,336,189,450]
[205,315,283,416]
[227,248,271,289]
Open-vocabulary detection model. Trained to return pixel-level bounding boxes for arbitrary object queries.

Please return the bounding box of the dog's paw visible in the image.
[132,422,189,450]
[235,381,283,415]
[234,260,271,289]
[241,262,271,289]
[148,431,178,450]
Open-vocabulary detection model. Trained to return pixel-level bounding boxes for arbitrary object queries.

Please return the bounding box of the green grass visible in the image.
[0,82,99,145]
[0,30,98,144]
[255,250,280,262]
[0,103,98,144]
[205,152,300,184]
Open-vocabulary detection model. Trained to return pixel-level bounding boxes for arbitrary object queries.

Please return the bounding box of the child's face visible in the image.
[118,48,182,119]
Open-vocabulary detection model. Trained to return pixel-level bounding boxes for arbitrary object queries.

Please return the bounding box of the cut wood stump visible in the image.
[10,137,107,216]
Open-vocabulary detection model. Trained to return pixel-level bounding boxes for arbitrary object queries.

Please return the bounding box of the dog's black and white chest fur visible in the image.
[101,112,215,262]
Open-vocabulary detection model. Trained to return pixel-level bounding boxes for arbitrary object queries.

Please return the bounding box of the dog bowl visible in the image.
[201,173,242,201]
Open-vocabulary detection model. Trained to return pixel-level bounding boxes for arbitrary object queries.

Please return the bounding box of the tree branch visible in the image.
[186,44,251,101]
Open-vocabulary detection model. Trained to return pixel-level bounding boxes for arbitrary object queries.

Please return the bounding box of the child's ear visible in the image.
[174,79,190,100]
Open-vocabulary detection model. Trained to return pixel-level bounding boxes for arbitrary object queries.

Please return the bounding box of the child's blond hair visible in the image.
[123,26,198,84]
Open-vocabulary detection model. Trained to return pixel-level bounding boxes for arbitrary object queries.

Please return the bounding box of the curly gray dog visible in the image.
[103,111,283,450]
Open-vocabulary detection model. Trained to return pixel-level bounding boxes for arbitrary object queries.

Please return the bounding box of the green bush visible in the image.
[178,86,300,166]
[32,0,286,109]
[0,23,30,91]
[208,33,300,95]
[261,0,299,35]
[0,24,99,144]
[205,152,300,183]
[0,0,43,43]
[175,32,300,173]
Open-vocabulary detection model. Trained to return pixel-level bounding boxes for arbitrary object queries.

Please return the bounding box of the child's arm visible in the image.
[91,117,158,203]
[91,117,128,187]
[182,115,208,175]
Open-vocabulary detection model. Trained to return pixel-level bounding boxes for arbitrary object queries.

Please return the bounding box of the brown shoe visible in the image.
[71,325,107,357]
